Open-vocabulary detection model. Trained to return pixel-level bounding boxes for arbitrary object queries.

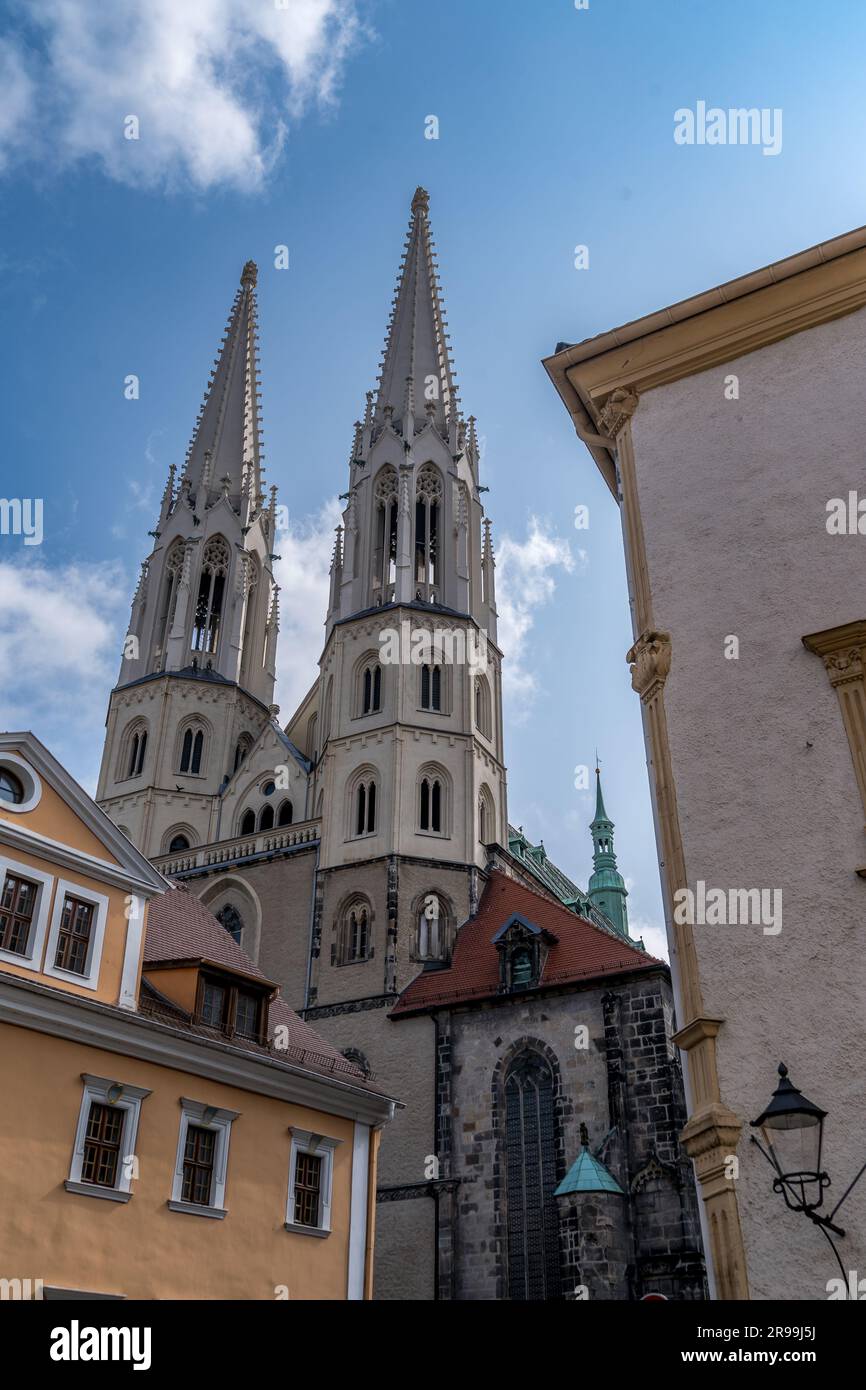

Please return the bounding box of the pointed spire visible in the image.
[184,261,262,505]
[373,189,457,438]
[588,763,630,940]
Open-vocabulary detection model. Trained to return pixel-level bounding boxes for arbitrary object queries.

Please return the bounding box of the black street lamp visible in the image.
[751,1062,866,1291]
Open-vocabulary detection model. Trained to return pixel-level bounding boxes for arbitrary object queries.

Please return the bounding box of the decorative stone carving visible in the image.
[626,630,672,704]
[597,387,639,438]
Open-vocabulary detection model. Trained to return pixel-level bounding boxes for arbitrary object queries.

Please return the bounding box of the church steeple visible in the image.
[373,186,459,442]
[182,259,264,511]
[588,765,630,939]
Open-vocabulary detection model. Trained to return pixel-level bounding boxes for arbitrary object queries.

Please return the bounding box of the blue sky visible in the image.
[2,0,866,956]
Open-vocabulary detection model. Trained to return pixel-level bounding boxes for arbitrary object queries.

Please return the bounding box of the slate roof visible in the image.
[391,870,661,1018]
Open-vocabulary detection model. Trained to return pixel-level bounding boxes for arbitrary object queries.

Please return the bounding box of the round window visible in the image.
[263,780,276,796]
[0,769,24,805]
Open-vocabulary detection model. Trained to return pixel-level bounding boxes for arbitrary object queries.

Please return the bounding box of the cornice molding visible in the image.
[0,819,166,897]
[0,975,397,1127]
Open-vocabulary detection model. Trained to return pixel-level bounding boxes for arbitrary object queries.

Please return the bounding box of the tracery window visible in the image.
[415,465,442,599]
[154,539,185,669]
[340,898,370,963]
[504,1052,562,1301]
[179,725,205,775]
[192,536,230,653]
[372,468,398,603]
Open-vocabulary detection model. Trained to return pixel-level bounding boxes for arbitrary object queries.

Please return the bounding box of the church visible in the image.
[95,188,706,1300]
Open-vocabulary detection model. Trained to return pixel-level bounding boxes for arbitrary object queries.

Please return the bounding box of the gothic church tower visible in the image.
[96,262,283,857]
[295,186,507,1008]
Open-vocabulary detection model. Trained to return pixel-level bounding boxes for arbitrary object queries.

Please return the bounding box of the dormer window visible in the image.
[195,971,267,1044]
[493,913,557,994]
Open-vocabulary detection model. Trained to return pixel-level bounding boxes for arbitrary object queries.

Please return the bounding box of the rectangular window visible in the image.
[54,895,95,975]
[294,1152,323,1227]
[0,872,38,956]
[81,1102,124,1188]
[182,1124,216,1206]
[200,980,226,1028]
[234,990,259,1040]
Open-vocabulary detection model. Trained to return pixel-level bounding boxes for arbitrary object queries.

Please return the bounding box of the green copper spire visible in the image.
[588,763,630,940]
[554,1123,625,1197]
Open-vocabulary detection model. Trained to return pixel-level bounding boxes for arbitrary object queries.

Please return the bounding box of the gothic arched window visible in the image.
[240,556,260,682]
[475,675,492,739]
[419,775,443,834]
[360,661,382,715]
[415,465,442,599]
[479,784,495,845]
[352,776,377,837]
[259,804,274,832]
[153,539,185,670]
[278,799,293,827]
[216,903,244,945]
[415,891,451,961]
[233,735,252,774]
[340,899,371,963]
[504,1052,562,1301]
[239,808,256,836]
[123,723,148,780]
[179,726,205,775]
[420,661,442,712]
[168,834,190,854]
[192,536,230,654]
[372,467,398,603]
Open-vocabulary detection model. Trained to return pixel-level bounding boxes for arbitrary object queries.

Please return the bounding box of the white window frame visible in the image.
[65,1073,151,1203]
[0,751,43,814]
[42,878,109,991]
[285,1128,342,1237]
[0,853,54,971]
[168,1098,239,1220]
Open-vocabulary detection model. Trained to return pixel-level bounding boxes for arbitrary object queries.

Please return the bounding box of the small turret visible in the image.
[587,765,630,940]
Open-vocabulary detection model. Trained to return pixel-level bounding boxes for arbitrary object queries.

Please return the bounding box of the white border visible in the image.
[67,1073,151,1197]
[169,1098,238,1216]
[0,852,54,971]
[285,1127,341,1235]
[43,878,110,991]
[0,752,43,814]
[348,1123,370,1298]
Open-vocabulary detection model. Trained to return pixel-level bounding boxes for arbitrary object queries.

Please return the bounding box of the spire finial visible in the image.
[241,260,258,288]
[412,186,429,215]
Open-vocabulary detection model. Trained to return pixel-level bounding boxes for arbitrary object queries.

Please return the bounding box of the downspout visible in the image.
[434,1012,440,1301]
[303,838,320,1011]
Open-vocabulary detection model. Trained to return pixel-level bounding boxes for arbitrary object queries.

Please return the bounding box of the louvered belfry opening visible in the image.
[504,1052,562,1301]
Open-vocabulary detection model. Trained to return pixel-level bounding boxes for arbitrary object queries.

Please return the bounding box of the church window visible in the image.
[153,539,184,670]
[233,736,251,774]
[479,785,495,844]
[239,557,259,682]
[372,468,399,603]
[420,662,442,712]
[259,805,274,832]
[474,675,492,738]
[263,780,275,796]
[192,536,230,654]
[340,899,371,963]
[180,726,205,775]
[419,776,443,834]
[168,834,190,854]
[215,903,243,945]
[239,809,256,836]
[414,466,442,599]
[361,661,382,715]
[416,892,451,961]
[353,778,377,836]
[503,1052,562,1301]
[278,800,293,827]
[123,725,147,780]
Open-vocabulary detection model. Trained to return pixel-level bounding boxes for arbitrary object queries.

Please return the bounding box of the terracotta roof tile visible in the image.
[391,870,661,1017]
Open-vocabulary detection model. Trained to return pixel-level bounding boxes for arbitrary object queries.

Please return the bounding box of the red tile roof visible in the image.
[391,870,661,1017]
[144,887,373,1085]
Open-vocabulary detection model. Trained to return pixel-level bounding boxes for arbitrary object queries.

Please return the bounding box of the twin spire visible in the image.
[181,258,264,508]
[373,186,459,440]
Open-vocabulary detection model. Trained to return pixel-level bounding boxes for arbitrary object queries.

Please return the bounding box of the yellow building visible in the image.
[0,732,397,1300]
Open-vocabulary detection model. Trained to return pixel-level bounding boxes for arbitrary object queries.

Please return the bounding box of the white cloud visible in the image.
[496,516,582,721]
[0,1,364,192]
[273,497,341,719]
[0,557,130,791]
[626,912,670,963]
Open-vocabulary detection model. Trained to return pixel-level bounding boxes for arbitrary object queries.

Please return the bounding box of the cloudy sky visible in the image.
[3,0,866,960]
